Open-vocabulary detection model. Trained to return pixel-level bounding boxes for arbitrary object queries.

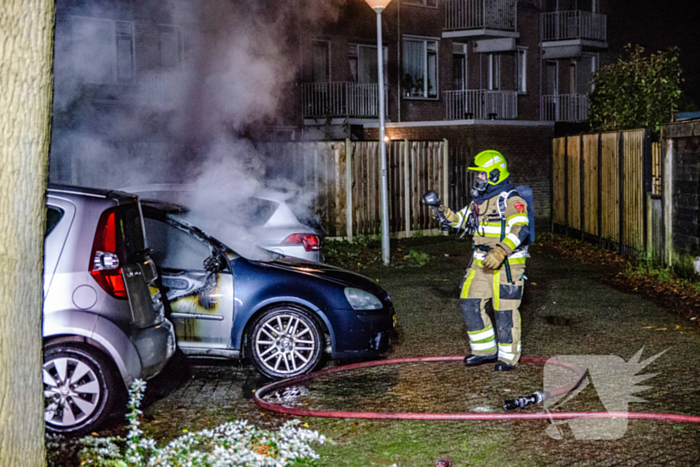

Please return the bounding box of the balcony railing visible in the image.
[445,0,517,32]
[302,82,387,119]
[541,10,607,42]
[540,94,589,122]
[445,90,518,120]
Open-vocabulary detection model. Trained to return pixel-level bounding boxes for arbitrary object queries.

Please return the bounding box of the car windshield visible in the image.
[169,211,284,262]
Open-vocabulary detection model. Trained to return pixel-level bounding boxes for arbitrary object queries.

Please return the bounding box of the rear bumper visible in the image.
[132,319,176,380]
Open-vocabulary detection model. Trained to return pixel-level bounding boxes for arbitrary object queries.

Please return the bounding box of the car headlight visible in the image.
[344,287,383,310]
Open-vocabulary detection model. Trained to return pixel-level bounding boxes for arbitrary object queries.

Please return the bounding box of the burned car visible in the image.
[141,202,395,379]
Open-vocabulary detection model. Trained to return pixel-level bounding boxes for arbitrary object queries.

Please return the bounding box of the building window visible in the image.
[453,43,467,91]
[516,47,527,94]
[403,0,438,7]
[311,40,330,83]
[348,44,388,84]
[579,53,597,93]
[403,37,438,98]
[488,53,500,90]
[159,25,184,70]
[71,16,134,83]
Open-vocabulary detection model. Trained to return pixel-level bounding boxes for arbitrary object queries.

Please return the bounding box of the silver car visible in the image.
[119,184,325,262]
[43,185,176,435]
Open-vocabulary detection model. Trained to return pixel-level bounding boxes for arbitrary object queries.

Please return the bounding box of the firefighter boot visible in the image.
[494,361,517,371]
[464,354,498,366]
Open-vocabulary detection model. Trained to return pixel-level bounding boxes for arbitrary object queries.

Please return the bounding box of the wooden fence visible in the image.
[260,140,454,239]
[552,129,657,258]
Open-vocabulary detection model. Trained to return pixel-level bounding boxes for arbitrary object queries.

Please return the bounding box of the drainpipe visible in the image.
[662,137,674,269]
[397,0,401,122]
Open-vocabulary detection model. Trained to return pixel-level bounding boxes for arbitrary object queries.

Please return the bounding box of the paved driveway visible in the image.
[133,237,700,466]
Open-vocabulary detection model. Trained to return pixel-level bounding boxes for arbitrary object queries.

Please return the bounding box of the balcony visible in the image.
[540,94,589,122]
[444,0,518,40]
[302,82,387,120]
[445,90,518,120]
[541,10,607,58]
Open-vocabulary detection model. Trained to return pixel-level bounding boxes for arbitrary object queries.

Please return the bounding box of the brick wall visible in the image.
[365,122,554,222]
[673,136,700,258]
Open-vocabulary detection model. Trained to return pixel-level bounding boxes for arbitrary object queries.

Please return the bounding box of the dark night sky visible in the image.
[606,0,700,109]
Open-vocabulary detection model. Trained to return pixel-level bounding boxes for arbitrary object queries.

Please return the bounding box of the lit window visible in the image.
[516,47,527,94]
[403,38,439,98]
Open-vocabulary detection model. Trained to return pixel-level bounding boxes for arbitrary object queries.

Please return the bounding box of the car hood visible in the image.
[249,257,387,298]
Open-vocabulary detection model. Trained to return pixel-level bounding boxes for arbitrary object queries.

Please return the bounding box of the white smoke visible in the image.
[51,0,347,259]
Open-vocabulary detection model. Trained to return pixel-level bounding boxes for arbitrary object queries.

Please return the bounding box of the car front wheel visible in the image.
[43,345,118,436]
[249,306,323,379]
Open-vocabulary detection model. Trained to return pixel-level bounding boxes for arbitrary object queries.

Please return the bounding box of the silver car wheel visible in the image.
[43,355,102,428]
[252,310,321,377]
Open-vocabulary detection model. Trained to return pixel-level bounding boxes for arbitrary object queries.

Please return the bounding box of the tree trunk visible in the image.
[0,1,55,466]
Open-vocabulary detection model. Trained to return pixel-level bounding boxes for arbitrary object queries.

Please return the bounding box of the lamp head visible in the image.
[365,0,392,12]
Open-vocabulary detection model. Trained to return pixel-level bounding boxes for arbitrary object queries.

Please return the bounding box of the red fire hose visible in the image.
[254,356,700,423]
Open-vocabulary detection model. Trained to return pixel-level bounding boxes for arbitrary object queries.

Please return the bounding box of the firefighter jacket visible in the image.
[444,190,530,268]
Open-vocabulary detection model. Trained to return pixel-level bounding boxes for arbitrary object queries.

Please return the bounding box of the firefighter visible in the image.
[440,150,530,371]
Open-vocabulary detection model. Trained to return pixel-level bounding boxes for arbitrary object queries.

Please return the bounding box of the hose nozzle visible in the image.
[503,391,547,411]
[421,191,449,231]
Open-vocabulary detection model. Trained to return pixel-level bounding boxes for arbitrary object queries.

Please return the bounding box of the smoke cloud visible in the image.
[51,0,347,259]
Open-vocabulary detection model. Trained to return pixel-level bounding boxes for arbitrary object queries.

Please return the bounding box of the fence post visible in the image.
[564,136,569,236]
[442,138,449,236]
[345,138,353,243]
[642,129,652,254]
[442,138,450,206]
[663,137,674,268]
[550,136,554,233]
[618,131,625,254]
[580,133,584,240]
[403,139,411,237]
[597,133,603,248]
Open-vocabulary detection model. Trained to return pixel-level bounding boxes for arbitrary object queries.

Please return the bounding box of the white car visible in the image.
[119,184,324,262]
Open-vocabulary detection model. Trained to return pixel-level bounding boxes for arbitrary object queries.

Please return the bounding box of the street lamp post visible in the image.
[365,0,392,265]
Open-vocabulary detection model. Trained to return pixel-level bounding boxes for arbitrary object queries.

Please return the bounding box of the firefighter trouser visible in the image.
[460,264,524,364]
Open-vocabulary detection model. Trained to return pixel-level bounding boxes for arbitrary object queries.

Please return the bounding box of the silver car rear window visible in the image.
[45,207,64,236]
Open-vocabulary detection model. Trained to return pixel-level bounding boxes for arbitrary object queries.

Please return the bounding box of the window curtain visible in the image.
[403,40,424,96]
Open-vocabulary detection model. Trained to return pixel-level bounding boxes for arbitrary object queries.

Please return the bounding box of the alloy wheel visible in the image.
[253,311,321,377]
[43,355,102,428]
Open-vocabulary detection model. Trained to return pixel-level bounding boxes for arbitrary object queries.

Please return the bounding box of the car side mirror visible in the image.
[203,254,224,273]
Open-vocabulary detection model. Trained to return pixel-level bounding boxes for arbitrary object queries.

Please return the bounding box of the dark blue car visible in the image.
[141,203,395,379]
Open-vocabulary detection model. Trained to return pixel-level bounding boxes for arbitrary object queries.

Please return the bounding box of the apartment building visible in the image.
[49,0,610,207]
[294,0,609,141]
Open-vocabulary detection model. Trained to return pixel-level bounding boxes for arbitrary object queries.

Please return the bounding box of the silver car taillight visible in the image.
[93,251,120,271]
[282,233,322,252]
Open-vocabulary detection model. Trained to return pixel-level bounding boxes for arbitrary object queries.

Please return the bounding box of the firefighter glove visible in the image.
[482,245,507,269]
[439,205,458,224]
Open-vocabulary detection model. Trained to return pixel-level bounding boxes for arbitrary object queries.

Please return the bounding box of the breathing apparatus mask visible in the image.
[470,173,488,199]
[470,169,501,199]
